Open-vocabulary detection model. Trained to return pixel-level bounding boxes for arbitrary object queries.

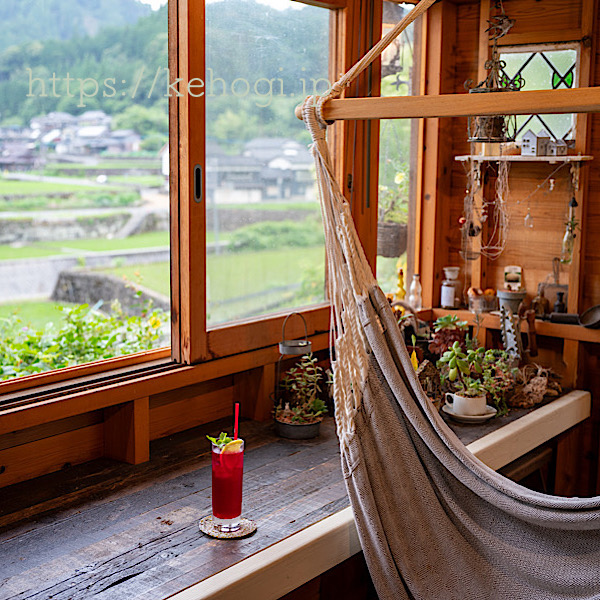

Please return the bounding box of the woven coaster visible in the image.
[198,515,257,539]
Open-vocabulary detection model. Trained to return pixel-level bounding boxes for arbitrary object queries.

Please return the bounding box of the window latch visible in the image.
[194,165,203,203]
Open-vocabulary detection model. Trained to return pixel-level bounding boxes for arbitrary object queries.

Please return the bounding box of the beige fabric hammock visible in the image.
[302,1,600,598]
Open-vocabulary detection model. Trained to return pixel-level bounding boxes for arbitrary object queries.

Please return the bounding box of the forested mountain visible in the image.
[0,0,329,145]
[0,0,151,53]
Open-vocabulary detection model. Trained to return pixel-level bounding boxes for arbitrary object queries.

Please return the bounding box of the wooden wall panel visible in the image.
[444,0,598,309]
[496,0,583,46]
[485,163,573,295]
[0,424,104,488]
[149,382,234,440]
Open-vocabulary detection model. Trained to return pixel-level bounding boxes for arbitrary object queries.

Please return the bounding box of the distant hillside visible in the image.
[0,1,329,145]
[0,0,151,53]
[0,6,167,125]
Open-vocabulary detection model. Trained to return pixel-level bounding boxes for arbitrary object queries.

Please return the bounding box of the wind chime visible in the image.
[461,0,522,262]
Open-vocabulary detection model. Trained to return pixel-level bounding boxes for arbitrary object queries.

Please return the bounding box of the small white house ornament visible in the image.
[548,139,568,156]
[521,129,551,156]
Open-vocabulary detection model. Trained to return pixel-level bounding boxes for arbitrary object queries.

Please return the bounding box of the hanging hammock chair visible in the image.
[301,1,600,598]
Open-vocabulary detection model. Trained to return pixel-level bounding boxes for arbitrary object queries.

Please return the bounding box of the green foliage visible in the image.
[0,0,328,147]
[438,342,485,397]
[433,314,468,332]
[275,354,328,424]
[0,301,167,380]
[228,219,324,252]
[0,7,166,123]
[0,0,150,53]
[378,162,409,224]
[438,342,516,413]
[480,349,516,416]
[114,105,168,138]
[140,133,168,152]
[0,190,139,212]
[206,432,233,449]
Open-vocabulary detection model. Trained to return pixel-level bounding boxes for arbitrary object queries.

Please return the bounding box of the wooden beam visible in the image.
[104,397,150,465]
[316,87,600,121]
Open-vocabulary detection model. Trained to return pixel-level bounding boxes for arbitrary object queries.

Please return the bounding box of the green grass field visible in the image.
[0,231,171,261]
[97,245,326,323]
[0,300,72,330]
[47,161,160,171]
[108,175,164,187]
[0,177,107,195]
[218,201,320,212]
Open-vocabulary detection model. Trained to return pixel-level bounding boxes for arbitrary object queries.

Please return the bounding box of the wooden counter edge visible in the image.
[168,390,591,600]
[467,390,591,471]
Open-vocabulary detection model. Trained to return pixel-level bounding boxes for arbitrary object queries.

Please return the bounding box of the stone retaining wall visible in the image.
[52,270,170,316]
[0,247,169,303]
[0,213,131,244]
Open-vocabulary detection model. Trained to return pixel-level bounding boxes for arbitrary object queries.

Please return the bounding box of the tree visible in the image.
[113,105,168,137]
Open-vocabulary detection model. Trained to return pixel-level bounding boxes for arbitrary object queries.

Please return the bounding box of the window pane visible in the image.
[0,1,170,380]
[501,48,578,141]
[205,0,329,326]
[377,2,419,297]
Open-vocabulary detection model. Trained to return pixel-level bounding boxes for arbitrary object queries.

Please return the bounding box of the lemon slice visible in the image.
[222,439,243,454]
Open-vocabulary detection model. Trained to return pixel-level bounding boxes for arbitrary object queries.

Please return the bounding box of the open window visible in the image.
[0,0,355,396]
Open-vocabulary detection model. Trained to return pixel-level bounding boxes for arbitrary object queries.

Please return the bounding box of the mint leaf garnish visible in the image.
[207,431,233,449]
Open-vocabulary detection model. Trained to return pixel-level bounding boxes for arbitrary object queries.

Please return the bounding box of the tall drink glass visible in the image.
[211,438,244,532]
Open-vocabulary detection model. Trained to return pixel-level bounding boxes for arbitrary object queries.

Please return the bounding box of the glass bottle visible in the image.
[408,274,422,310]
[560,224,575,265]
[532,287,551,317]
[554,291,566,314]
[395,267,406,301]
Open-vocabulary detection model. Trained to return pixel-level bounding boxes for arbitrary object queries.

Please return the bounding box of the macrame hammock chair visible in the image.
[301,1,600,598]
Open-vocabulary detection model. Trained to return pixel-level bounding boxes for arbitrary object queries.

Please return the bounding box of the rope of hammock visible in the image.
[314,0,437,127]
[303,0,436,446]
[302,4,600,599]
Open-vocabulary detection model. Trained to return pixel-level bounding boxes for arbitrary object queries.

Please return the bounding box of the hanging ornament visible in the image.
[560,197,578,264]
[524,208,534,229]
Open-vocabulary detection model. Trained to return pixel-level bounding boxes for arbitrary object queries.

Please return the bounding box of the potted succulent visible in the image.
[439,342,486,397]
[438,341,516,416]
[428,314,468,356]
[274,353,328,439]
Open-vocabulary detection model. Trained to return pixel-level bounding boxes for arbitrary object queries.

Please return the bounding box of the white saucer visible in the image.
[442,404,497,423]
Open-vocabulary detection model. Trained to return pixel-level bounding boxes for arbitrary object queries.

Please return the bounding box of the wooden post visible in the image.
[235,364,276,423]
[104,397,150,465]
[419,0,457,307]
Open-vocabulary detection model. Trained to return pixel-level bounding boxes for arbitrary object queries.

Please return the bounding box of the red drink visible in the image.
[211,439,244,531]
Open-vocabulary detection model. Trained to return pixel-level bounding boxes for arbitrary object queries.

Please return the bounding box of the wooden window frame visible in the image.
[0,0,381,408]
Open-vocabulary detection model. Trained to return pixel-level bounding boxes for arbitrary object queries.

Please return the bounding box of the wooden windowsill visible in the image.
[170,390,591,600]
[0,391,590,600]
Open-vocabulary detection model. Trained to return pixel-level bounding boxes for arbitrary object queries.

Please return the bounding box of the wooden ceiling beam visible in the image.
[309,87,600,121]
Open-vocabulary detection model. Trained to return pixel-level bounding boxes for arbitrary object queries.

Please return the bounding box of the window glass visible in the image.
[0,0,170,380]
[377,2,419,297]
[205,0,329,326]
[500,47,578,141]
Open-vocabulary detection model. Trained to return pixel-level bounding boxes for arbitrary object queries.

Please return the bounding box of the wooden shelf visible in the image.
[428,308,600,344]
[455,154,594,164]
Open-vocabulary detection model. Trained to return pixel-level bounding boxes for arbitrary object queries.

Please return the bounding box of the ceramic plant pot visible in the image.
[274,419,321,440]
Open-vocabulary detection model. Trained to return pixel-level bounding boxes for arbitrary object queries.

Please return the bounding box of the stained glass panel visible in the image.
[500,48,578,141]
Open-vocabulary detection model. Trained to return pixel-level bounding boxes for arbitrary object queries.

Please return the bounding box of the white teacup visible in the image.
[445,392,487,416]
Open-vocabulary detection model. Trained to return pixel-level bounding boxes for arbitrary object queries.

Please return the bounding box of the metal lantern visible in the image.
[275,312,312,404]
[466,42,522,143]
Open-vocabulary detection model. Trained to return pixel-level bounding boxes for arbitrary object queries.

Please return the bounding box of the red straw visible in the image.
[234,402,239,440]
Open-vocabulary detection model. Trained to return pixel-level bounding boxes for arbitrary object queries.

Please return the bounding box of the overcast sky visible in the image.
[138,0,301,10]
